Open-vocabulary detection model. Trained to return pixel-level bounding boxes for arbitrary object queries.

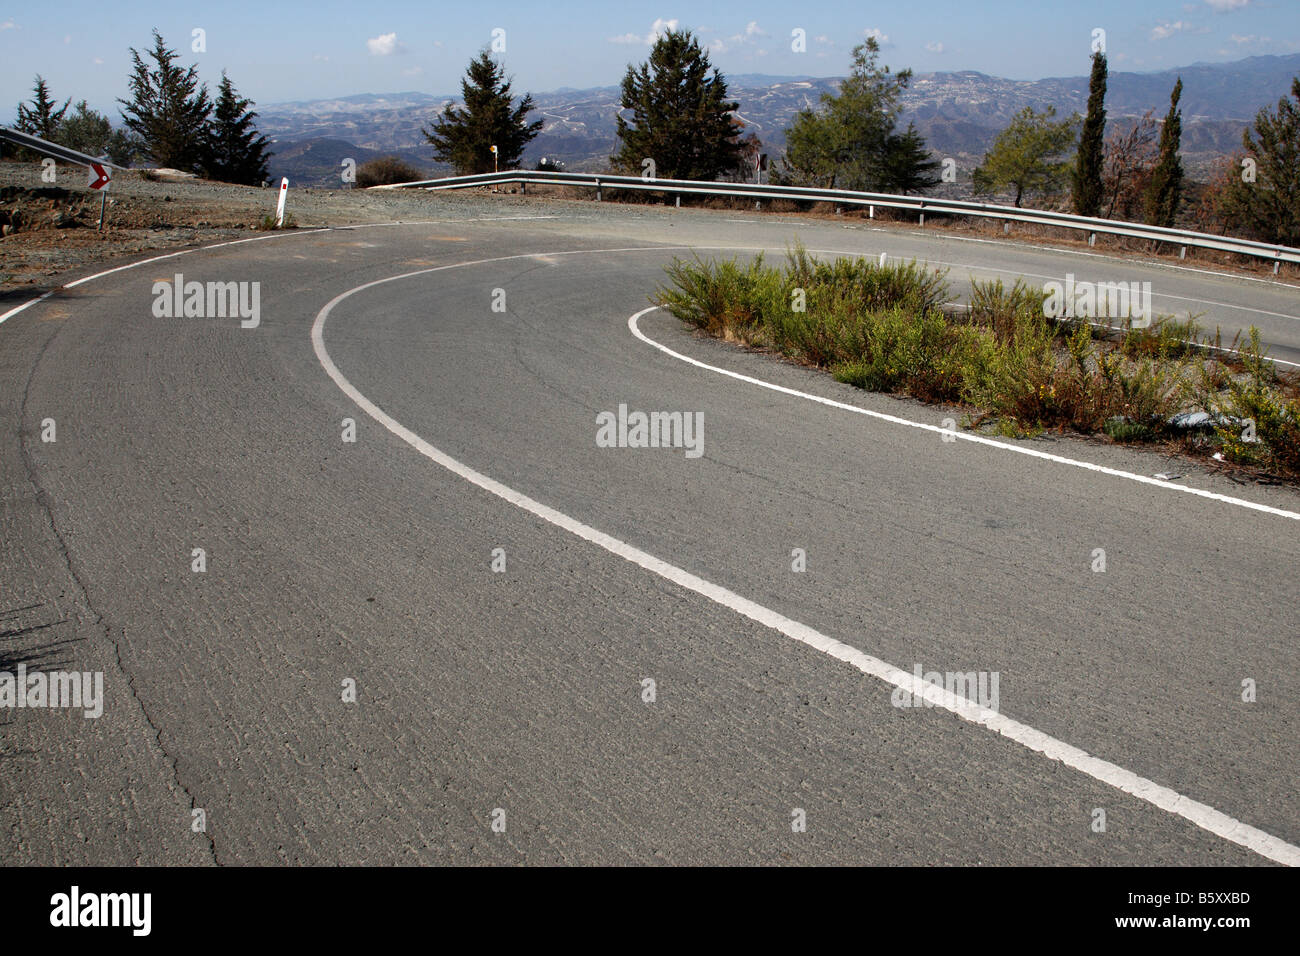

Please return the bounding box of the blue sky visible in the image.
[3,0,1296,116]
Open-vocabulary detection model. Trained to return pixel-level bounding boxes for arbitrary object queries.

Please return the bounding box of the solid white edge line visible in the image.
[311,257,1299,866]
[629,306,1300,522]
[0,216,561,325]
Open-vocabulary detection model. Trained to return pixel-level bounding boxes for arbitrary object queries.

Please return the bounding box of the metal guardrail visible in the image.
[373,169,1300,272]
[0,125,117,170]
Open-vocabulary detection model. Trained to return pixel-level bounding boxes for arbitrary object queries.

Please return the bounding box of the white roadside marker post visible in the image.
[276,177,288,228]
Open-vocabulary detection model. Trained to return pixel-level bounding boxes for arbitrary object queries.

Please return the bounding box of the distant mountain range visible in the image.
[258,54,1300,187]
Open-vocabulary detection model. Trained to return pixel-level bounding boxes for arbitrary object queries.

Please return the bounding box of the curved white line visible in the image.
[629,307,1300,522]
[311,251,1299,865]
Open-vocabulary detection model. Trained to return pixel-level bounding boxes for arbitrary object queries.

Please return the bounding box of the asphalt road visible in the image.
[2,201,1297,865]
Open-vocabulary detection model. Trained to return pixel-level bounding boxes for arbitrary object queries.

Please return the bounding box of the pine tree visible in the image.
[1072,51,1107,217]
[1224,77,1299,246]
[55,101,112,156]
[882,123,942,194]
[781,38,913,191]
[612,30,740,181]
[973,106,1079,208]
[13,75,70,145]
[118,30,213,172]
[204,72,271,185]
[1144,78,1184,228]
[424,51,541,174]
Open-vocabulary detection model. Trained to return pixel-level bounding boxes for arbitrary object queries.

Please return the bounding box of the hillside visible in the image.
[258,54,1300,186]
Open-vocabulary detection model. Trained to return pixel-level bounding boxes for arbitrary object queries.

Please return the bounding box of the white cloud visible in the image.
[92,57,103,65]
[608,18,679,45]
[1205,0,1252,11]
[925,41,945,53]
[313,53,330,61]
[648,17,678,41]
[1150,20,1207,40]
[366,32,402,56]
[402,66,424,77]
[0,20,18,30]
[863,27,892,47]
[814,35,831,45]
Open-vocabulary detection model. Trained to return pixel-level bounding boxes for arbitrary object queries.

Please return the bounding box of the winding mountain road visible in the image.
[2,203,1297,865]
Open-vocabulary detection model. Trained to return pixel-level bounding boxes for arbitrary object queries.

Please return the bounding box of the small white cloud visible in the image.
[1151,20,1207,40]
[313,53,329,61]
[1205,0,1252,11]
[367,32,402,56]
[1,19,19,30]
[609,18,679,45]
[863,27,892,47]
[925,41,945,53]
[648,17,678,41]
[402,66,423,77]
[814,35,831,45]
[92,57,103,65]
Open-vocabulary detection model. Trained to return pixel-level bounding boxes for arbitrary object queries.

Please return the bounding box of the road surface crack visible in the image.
[16,324,220,865]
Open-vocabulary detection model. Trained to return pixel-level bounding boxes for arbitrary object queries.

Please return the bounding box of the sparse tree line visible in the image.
[11,25,1295,246]
[7,30,270,185]
[433,29,1299,247]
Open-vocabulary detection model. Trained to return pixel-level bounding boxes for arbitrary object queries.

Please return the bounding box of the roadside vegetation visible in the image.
[654,243,1300,481]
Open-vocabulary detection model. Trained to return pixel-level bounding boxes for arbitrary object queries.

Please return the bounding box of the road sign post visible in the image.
[87,162,111,230]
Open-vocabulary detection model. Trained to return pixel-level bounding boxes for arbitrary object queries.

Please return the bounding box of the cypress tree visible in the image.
[1144,78,1184,228]
[1072,51,1107,216]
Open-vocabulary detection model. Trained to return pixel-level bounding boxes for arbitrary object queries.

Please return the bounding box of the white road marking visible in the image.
[0,218,559,325]
[629,306,1300,522]
[311,253,1300,865]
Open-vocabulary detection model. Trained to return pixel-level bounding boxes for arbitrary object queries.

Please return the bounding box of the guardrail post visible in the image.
[1003,222,1010,234]
[1275,259,1282,275]
[869,205,874,219]
[595,178,602,202]
[1088,232,1096,247]
[919,212,925,227]
[675,195,680,208]
[1179,246,1186,259]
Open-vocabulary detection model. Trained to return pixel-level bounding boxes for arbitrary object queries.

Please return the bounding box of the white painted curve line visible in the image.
[312,258,1299,866]
[0,217,551,326]
[629,307,1300,523]
[0,228,332,325]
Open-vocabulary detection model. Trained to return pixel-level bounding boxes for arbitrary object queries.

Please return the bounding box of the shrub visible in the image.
[355,156,424,188]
